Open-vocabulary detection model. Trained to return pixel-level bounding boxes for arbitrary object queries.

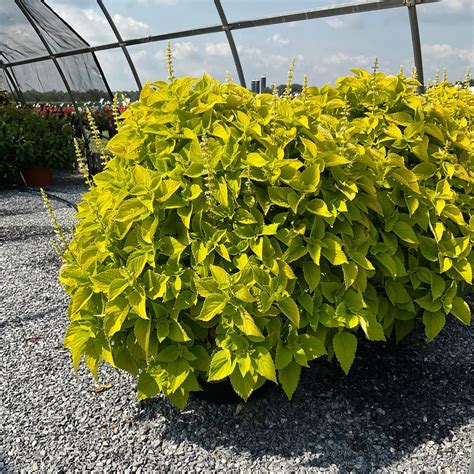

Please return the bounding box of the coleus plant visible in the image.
[58,69,473,409]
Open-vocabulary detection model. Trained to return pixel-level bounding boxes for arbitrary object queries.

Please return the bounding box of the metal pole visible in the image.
[42,0,114,101]
[5,68,25,104]
[96,0,142,90]
[406,0,424,93]
[0,61,25,104]
[214,0,246,87]
[0,54,25,103]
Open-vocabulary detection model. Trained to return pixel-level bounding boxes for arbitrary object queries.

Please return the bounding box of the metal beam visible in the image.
[0,60,25,104]
[1,0,439,71]
[5,67,25,104]
[96,0,142,91]
[42,0,114,101]
[0,53,25,103]
[406,0,425,93]
[214,0,246,88]
[1,70,17,103]
[229,0,437,29]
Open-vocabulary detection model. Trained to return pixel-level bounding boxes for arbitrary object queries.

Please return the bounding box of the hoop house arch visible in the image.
[0,0,440,104]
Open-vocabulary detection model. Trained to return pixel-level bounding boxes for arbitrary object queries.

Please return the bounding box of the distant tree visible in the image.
[114,90,140,102]
[19,89,140,104]
[260,84,303,96]
[277,83,303,96]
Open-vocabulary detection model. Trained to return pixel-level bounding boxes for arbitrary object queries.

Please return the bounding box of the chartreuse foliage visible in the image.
[59,70,473,409]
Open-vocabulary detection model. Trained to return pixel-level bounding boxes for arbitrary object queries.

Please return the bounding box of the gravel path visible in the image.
[1,175,473,472]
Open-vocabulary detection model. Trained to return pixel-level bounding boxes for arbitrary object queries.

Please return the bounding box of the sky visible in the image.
[2,0,474,91]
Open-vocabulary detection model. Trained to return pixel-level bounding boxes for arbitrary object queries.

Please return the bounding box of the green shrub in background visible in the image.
[0,90,10,106]
[0,106,75,185]
[59,70,473,409]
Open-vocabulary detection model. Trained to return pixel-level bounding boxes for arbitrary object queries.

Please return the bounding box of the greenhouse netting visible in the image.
[0,0,110,103]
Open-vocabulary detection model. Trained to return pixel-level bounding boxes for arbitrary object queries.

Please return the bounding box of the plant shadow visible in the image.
[135,318,473,470]
[0,305,66,330]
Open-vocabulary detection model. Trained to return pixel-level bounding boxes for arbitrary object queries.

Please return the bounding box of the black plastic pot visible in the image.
[193,378,270,404]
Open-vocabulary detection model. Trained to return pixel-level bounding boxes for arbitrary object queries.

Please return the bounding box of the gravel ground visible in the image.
[1,174,473,472]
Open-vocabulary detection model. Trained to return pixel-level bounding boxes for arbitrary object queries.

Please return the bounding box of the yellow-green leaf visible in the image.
[322,153,351,167]
[237,309,263,337]
[422,310,445,341]
[197,294,227,321]
[303,260,320,291]
[128,288,148,319]
[450,297,471,325]
[255,349,277,382]
[430,274,446,300]
[454,260,472,284]
[247,152,267,167]
[322,236,348,265]
[208,349,233,381]
[342,262,358,289]
[332,331,357,375]
[134,319,151,355]
[277,297,300,328]
[278,360,301,400]
[306,199,333,217]
[392,222,418,244]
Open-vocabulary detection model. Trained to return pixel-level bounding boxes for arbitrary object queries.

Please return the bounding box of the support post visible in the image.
[0,61,25,104]
[96,0,142,91]
[406,0,424,93]
[6,68,25,104]
[214,0,246,88]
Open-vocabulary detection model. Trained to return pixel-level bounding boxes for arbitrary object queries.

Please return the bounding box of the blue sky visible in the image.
[19,0,474,90]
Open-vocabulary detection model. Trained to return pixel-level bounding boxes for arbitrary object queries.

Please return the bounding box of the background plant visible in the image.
[0,106,75,185]
[0,89,10,106]
[59,70,473,409]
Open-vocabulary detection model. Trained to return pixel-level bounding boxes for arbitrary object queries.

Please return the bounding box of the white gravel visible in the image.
[0,175,473,472]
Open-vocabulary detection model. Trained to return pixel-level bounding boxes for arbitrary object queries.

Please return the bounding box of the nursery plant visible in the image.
[57,65,473,409]
[0,106,75,185]
[0,89,10,106]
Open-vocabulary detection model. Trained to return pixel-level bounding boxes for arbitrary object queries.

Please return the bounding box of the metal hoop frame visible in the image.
[1,0,438,101]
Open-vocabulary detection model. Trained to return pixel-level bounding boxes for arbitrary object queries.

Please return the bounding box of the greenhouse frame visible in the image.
[1,0,439,112]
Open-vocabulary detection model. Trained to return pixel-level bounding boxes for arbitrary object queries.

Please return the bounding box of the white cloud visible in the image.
[424,44,474,64]
[134,0,177,5]
[130,49,147,62]
[237,45,290,70]
[111,14,149,36]
[441,0,472,13]
[323,53,371,66]
[237,46,263,58]
[47,5,149,45]
[312,65,329,75]
[204,42,231,57]
[326,18,345,29]
[155,41,199,61]
[56,7,113,44]
[422,0,473,23]
[270,33,289,46]
[173,42,199,60]
[265,54,291,68]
